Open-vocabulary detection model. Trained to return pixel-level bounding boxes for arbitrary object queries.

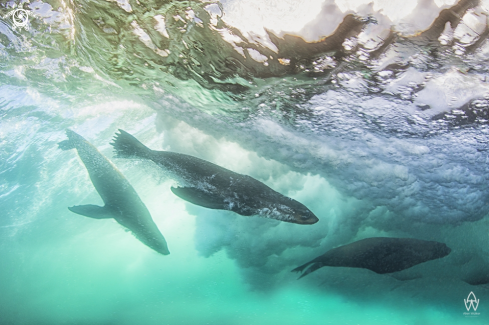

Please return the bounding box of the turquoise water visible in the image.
[1,0,489,324]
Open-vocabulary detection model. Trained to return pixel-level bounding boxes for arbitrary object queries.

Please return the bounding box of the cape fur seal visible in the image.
[110,129,318,225]
[58,129,170,255]
[292,237,451,278]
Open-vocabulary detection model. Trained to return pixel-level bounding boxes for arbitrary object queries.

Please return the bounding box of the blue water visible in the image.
[1,0,489,324]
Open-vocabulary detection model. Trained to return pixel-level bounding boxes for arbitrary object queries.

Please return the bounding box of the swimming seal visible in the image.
[58,129,170,255]
[110,129,318,225]
[292,237,451,278]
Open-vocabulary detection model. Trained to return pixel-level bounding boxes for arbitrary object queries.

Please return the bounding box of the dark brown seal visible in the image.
[292,237,451,278]
[111,129,318,225]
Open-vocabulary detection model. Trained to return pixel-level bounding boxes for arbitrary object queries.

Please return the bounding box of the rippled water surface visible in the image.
[1,0,489,324]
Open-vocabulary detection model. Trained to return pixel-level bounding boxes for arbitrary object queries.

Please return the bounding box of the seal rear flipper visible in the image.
[291,262,322,279]
[110,129,151,159]
[58,139,75,151]
[58,129,88,150]
[171,187,225,210]
[291,262,312,274]
[68,205,113,219]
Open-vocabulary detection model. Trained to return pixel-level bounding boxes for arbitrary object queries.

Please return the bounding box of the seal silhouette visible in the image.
[292,237,451,278]
[110,129,318,225]
[58,129,170,255]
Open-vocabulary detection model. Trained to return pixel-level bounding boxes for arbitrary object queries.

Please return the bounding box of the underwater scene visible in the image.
[1,0,489,324]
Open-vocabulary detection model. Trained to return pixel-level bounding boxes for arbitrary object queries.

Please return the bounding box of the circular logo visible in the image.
[11,9,29,28]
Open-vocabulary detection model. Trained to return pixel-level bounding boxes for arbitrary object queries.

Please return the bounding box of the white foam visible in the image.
[415,68,489,115]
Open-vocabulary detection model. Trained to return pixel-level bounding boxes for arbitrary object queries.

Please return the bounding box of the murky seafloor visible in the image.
[1,0,489,324]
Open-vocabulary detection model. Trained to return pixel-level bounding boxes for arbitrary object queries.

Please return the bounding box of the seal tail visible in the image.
[110,129,152,159]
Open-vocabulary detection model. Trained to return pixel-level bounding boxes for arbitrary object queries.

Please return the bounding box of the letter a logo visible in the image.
[465,292,479,311]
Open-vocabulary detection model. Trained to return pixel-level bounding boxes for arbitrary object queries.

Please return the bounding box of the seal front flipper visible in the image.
[68,205,113,219]
[171,187,224,210]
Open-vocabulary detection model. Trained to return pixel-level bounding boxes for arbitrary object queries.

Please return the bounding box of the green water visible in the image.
[1,104,487,324]
[1,0,489,324]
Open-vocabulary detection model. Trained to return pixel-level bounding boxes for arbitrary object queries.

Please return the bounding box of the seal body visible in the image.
[59,130,170,255]
[292,237,451,278]
[111,129,318,225]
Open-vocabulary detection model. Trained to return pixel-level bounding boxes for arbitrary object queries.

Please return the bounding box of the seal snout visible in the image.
[293,213,319,225]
